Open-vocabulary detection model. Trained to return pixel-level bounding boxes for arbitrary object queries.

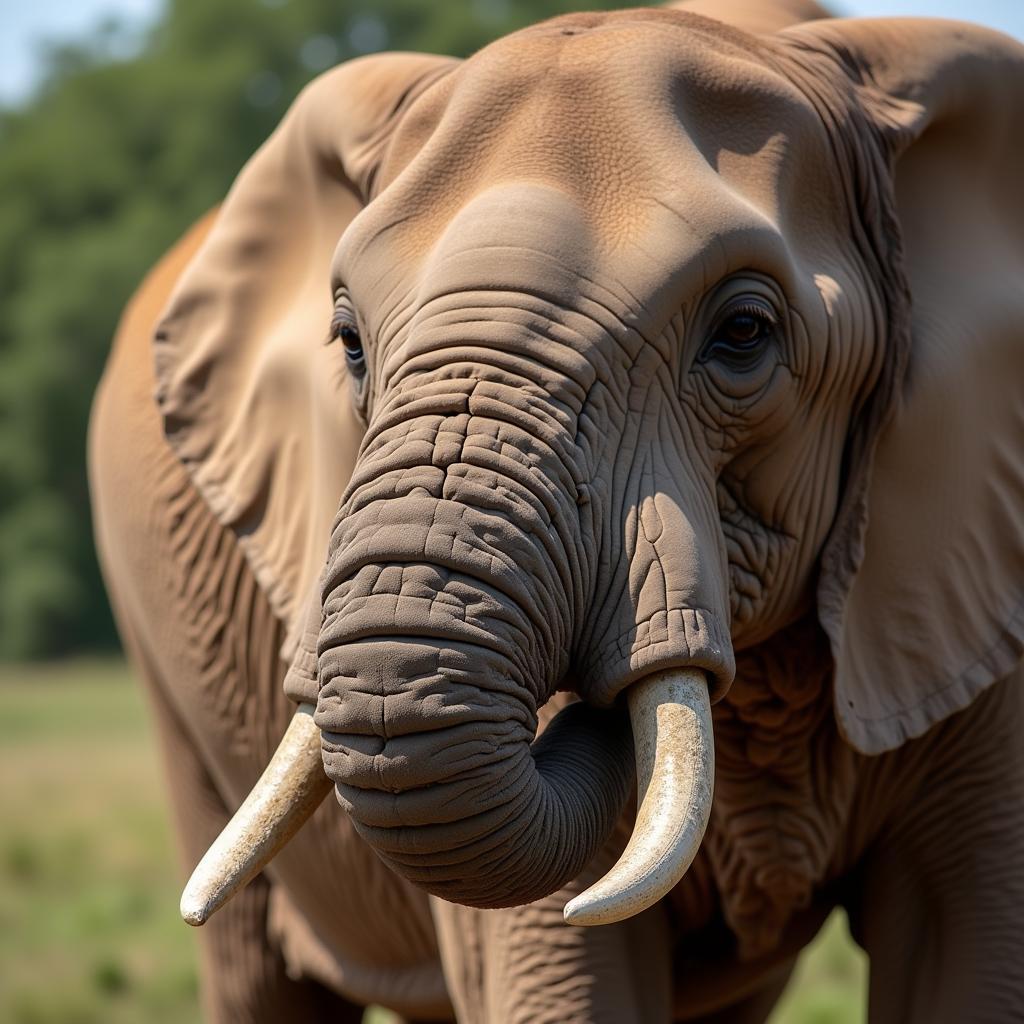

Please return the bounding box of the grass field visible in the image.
[0,660,867,1023]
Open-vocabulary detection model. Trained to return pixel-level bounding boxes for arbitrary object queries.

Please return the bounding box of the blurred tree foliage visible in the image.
[0,0,620,659]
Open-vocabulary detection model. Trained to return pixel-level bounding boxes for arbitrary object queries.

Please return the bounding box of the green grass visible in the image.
[769,913,867,1024]
[0,660,866,1023]
[0,660,197,1024]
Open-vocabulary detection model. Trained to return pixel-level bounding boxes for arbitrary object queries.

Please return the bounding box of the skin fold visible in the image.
[89,0,1024,1021]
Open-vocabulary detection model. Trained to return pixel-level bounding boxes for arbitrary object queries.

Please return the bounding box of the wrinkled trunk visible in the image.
[315,375,637,905]
[319,645,633,906]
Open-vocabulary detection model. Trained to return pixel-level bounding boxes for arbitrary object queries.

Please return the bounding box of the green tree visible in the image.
[0,0,621,659]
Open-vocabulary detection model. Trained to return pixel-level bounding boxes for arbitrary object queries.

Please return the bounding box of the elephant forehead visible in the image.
[339,13,835,308]
[408,16,815,207]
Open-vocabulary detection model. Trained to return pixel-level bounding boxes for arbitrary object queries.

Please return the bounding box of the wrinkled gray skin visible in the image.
[90,1,1024,1021]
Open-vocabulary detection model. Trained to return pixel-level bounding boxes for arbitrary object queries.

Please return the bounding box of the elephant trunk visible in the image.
[180,379,718,922]
[312,427,633,905]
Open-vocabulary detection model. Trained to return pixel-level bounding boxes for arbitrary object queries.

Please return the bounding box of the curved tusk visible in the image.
[180,703,331,926]
[563,668,714,926]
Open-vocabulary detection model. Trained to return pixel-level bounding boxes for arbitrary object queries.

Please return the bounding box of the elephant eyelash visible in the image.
[714,299,778,329]
[328,310,356,337]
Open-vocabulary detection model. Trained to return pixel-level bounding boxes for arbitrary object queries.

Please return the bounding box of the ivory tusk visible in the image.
[180,703,331,926]
[562,668,714,926]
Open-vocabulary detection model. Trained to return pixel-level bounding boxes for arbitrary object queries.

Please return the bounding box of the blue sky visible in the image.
[1,0,158,103]
[2,0,1022,104]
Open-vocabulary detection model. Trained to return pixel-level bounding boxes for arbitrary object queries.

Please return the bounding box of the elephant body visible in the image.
[89,1,1024,1021]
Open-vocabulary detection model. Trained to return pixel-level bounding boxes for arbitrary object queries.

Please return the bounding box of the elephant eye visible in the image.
[701,298,777,369]
[331,315,366,378]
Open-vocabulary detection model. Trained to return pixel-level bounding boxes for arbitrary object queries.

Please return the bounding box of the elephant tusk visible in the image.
[180,703,331,926]
[562,668,714,927]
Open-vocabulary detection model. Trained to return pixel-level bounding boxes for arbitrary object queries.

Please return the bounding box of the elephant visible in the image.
[88,0,1024,1020]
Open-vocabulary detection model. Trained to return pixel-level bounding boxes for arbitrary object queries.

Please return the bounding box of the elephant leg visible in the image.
[430,876,673,1024]
[134,636,365,1024]
[852,840,1024,1024]
[848,679,1024,1024]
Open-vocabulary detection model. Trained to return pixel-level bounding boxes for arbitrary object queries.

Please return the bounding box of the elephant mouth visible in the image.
[179,666,715,929]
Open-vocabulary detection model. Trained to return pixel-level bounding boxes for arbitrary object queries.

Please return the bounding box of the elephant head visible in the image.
[157,9,1024,929]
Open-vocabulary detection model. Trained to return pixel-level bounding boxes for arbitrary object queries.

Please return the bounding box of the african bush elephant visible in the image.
[89,0,1024,1020]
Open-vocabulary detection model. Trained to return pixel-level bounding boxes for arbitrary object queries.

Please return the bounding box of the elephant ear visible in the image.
[154,53,456,659]
[787,19,1024,754]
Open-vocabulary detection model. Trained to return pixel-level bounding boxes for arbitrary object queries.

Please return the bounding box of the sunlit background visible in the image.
[1,2,1019,1022]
